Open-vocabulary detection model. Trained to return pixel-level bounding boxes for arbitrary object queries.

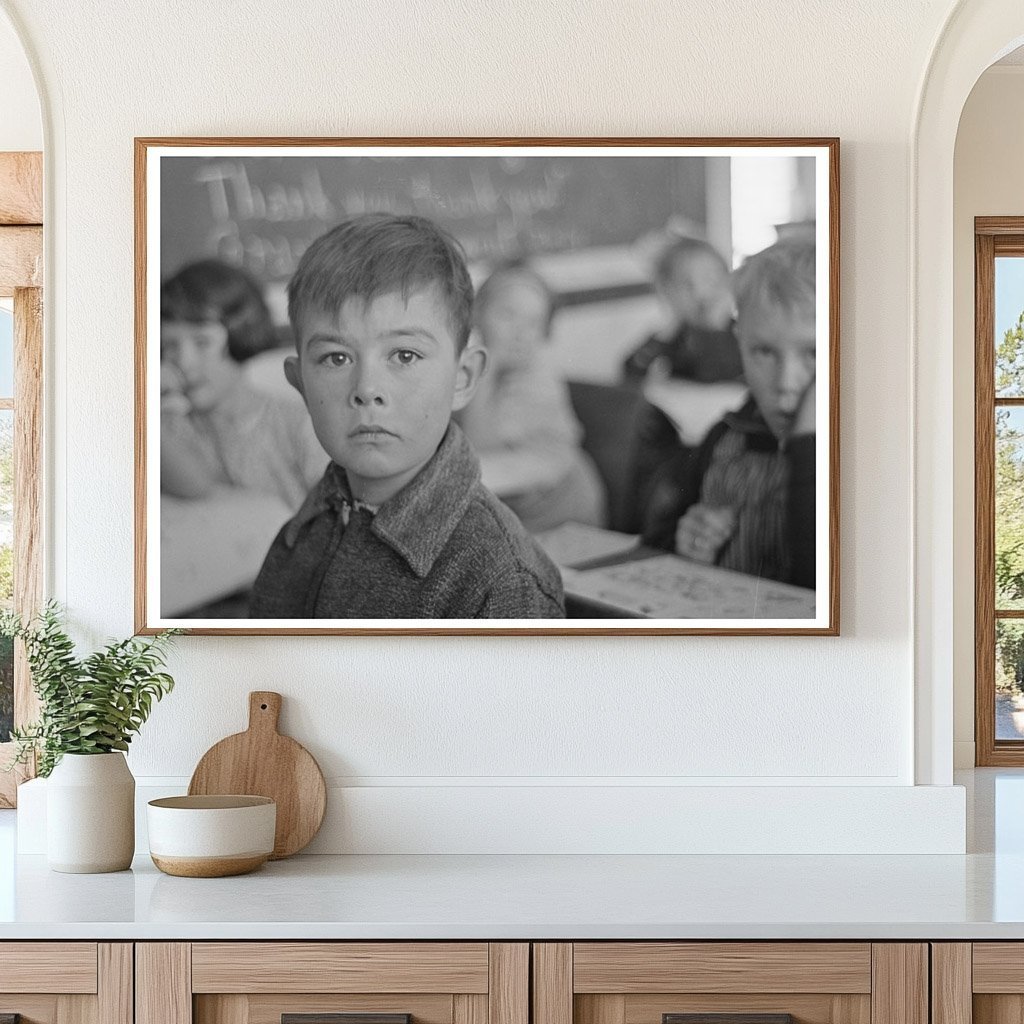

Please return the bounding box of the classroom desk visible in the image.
[535,522,816,620]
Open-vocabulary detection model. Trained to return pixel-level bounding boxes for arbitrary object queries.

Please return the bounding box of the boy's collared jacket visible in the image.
[249,423,566,619]
[641,397,816,590]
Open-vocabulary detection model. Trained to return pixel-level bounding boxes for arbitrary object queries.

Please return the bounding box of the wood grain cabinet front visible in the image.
[0,942,132,1024]
[136,942,529,1024]
[533,944,929,1024]
[932,943,1024,1024]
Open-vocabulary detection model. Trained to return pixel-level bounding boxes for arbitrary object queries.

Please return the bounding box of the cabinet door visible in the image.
[944,943,1024,1024]
[137,942,528,1024]
[0,942,131,1023]
[534,944,927,1024]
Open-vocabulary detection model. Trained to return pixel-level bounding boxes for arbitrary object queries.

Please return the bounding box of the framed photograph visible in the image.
[135,137,838,635]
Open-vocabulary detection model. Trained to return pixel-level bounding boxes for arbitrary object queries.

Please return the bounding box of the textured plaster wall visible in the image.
[0,0,956,793]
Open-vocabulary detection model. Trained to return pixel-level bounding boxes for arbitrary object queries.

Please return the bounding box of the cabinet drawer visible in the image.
[0,942,130,1024]
[535,944,925,1024]
[138,942,528,1024]
[191,943,490,993]
[0,942,98,993]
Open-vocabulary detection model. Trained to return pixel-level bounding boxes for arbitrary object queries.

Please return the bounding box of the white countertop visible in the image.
[1,769,1020,941]
[2,846,1024,940]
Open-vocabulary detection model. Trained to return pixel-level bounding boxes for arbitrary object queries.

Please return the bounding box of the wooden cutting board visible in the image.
[188,691,327,860]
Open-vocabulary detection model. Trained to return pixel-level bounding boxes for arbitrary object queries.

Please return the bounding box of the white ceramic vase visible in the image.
[46,752,136,873]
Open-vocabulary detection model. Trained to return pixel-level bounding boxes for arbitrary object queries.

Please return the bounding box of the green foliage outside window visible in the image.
[996,311,1024,694]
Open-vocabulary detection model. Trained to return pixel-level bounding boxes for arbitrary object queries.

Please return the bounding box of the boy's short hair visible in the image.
[160,259,276,362]
[473,259,558,332]
[654,237,728,285]
[732,237,816,321]
[288,213,474,351]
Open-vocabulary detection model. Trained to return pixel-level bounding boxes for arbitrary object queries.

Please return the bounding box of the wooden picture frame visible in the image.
[135,137,839,636]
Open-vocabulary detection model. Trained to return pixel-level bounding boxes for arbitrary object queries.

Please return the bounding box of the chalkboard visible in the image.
[159,153,708,283]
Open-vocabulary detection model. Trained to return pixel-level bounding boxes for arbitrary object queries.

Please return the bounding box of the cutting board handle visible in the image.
[248,691,282,734]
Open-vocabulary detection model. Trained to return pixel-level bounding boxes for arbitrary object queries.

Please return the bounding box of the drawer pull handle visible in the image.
[283,1015,412,1024]
[664,1016,795,1024]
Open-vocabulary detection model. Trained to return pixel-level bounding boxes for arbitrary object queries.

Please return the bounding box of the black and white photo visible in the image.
[136,139,838,634]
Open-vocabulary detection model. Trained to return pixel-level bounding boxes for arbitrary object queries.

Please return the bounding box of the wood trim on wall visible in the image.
[976,229,997,766]
[0,225,41,296]
[975,219,1024,766]
[0,153,42,226]
[0,152,43,808]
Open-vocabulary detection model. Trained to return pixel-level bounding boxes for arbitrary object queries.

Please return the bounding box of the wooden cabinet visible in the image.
[532,944,928,1024]
[136,942,528,1024]
[932,943,1024,1024]
[0,942,132,1023]
[0,939,933,1024]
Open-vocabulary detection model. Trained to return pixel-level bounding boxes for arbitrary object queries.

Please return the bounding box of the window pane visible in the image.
[996,407,1024,608]
[998,620,1024,740]
[0,306,12,399]
[996,256,1024,397]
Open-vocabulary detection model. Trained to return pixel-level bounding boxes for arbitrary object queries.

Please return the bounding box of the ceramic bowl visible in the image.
[147,795,276,877]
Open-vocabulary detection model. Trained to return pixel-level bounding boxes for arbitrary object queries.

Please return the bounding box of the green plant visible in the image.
[1,602,180,777]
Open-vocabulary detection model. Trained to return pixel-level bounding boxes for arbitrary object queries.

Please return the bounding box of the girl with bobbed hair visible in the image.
[160,258,326,507]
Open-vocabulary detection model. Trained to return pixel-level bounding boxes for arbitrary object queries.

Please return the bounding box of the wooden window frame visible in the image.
[0,151,43,807]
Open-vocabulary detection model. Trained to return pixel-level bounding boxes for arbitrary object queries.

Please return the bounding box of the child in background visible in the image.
[456,263,606,534]
[641,238,817,589]
[160,259,327,509]
[622,236,743,384]
[249,215,565,619]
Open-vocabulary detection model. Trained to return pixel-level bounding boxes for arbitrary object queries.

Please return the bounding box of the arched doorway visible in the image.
[913,1,1024,784]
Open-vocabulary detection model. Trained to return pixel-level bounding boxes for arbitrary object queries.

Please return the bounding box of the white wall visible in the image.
[0,8,39,152]
[953,66,1024,768]
[0,0,971,852]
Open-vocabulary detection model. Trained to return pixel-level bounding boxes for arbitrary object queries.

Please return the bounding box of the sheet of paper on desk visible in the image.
[563,555,816,619]
[534,522,640,568]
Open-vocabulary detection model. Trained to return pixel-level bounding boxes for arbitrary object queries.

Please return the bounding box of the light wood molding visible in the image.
[0,942,97,993]
[0,225,41,296]
[930,944,972,1024]
[623,993,869,1024]
[194,993,248,1024]
[870,945,927,1024]
[489,943,529,1024]
[0,285,45,807]
[973,993,1024,1024]
[0,153,42,226]
[974,220,1024,765]
[196,992,456,1024]
[0,995,98,1024]
[573,943,872,994]
[976,229,998,766]
[576,995,626,1024]
[136,942,192,1024]
[98,943,133,1024]
[455,993,490,1024]
[977,217,1024,236]
[971,942,1024,991]
[534,944,573,1024]
[191,942,489,994]
[14,286,43,720]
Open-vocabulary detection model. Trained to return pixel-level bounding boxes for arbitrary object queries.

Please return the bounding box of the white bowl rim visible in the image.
[148,795,275,810]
